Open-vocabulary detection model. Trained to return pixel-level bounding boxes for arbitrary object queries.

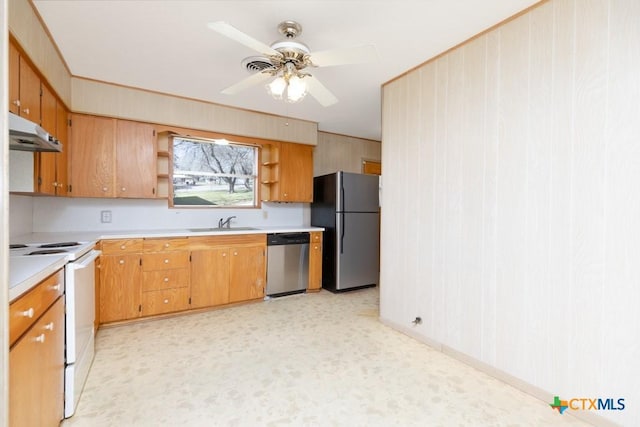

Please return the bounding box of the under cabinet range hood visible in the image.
[9,112,62,152]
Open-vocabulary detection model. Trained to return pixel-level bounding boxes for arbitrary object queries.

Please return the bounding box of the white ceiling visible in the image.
[33,0,541,141]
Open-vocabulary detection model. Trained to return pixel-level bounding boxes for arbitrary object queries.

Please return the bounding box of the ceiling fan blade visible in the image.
[221,71,273,95]
[208,21,280,56]
[305,75,338,107]
[309,45,379,67]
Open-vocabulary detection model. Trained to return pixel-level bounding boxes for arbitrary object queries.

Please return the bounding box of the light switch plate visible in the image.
[101,210,112,223]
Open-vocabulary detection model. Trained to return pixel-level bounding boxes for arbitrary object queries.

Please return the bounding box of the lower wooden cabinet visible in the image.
[308,231,323,292]
[141,238,190,316]
[99,253,142,322]
[190,247,231,308]
[99,239,143,323]
[10,294,65,427]
[228,245,266,303]
[98,234,267,324]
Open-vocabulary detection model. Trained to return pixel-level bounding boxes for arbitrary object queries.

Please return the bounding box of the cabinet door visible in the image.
[70,115,116,197]
[38,85,58,195]
[99,254,141,322]
[9,42,20,114]
[39,298,65,426]
[18,56,41,121]
[278,142,313,202]
[229,245,265,303]
[55,103,70,196]
[116,120,157,198]
[10,298,65,427]
[308,235,323,291]
[191,248,230,308]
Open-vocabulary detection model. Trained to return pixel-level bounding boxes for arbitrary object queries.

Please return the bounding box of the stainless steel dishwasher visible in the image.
[266,232,310,297]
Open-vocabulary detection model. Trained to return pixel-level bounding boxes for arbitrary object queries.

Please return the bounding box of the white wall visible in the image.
[8,195,33,238]
[1,0,10,421]
[380,0,639,425]
[31,198,305,233]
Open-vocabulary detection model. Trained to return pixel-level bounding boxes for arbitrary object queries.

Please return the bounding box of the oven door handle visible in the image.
[67,249,101,269]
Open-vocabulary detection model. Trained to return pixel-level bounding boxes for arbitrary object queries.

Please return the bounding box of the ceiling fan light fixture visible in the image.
[286,75,307,103]
[267,76,287,100]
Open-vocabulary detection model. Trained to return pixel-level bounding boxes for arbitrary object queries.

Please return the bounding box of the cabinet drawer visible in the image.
[142,252,190,271]
[142,268,190,292]
[101,239,143,254]
[9,269,64,347]
[141,287,189,316]
[143,238,189,252]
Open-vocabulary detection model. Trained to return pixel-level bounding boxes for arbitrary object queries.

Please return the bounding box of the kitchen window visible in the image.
[171,136,258,207]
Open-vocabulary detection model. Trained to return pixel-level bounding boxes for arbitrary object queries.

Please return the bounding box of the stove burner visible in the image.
[38,242,81,249]
[27,249,68,255]
[10,244,28,249]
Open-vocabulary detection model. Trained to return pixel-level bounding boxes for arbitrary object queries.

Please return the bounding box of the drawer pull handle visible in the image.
[164,277,169,282]
[34,334,45,343]
[164,259,169,264]
[22,107,30,115]
[119,259,125,265]
[12,99,20,107]
[163,299,169,304]
[102,187,108,192]
[44,322,54,331]
[222,253,226,257]
[120,245,126,250]
[121,187,126,192]
[50,283,61,291]
[21,308,35,318]
[164,243,170,248]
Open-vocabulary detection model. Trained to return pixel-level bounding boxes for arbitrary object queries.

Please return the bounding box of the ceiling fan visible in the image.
[207,20,378,106]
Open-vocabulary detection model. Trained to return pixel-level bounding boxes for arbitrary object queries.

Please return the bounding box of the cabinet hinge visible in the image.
[37,177,42,186]
[138,305,142,312]
[139,259,142,266]
[189,254,192,262]
[153,130,156,137]
[68,118,72,127]
[152,187,156,195]
[189,297,191,305]
[68,184,72,193]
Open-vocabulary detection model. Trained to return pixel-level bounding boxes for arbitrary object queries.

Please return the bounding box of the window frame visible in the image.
[168,133,262,209]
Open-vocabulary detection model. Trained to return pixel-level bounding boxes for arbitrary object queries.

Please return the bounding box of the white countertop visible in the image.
[9,225,324,302]
[12,225,324,242]
[9,255,68,302]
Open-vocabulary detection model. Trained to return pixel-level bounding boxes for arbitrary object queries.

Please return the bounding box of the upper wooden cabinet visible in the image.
[8,41,41,122]
[9,42,21,115]
[116,120,157,198]
[37,86,69,196]
[69,114,157,198]
[261,141,313,202]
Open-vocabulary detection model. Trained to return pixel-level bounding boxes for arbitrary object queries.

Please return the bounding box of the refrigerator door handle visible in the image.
[340,211,345,254]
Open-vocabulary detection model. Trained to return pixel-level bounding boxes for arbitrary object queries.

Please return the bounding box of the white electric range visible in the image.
[9,240,100,418]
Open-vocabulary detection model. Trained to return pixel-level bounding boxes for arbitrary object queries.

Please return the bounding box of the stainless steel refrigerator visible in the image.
[311,171,380,292]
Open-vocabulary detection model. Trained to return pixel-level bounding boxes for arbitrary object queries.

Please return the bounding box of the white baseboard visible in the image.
[379,317,620,427]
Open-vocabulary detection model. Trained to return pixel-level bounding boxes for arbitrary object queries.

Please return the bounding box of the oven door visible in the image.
[65,249,100,364]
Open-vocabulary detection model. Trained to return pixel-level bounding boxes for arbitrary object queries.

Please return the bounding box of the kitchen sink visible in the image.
[188,227,258,232]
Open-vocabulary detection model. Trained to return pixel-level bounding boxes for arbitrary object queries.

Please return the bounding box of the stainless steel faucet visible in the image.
[218,216,236,228]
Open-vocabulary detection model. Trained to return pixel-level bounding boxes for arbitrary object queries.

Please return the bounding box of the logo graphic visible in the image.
[550,395,625,414]
[550,396,569,414]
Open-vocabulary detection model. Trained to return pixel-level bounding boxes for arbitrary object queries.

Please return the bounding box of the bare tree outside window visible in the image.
[171,137,258,207]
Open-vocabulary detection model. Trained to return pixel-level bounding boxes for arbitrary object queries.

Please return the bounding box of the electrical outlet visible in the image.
[101,210,112,223]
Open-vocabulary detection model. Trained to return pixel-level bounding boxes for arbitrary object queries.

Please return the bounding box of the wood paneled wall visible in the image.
[71,78,318,145]
[381,1,639,425]
[313,131,381,176]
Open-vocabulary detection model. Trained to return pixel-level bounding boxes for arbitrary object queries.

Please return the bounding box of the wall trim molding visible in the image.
[379,317,618,427]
